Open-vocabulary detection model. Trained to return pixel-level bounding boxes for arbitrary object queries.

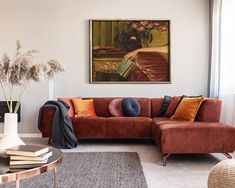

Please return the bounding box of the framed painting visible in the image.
[90,20,170,83]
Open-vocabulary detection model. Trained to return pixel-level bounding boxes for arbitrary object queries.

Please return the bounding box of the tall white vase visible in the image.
[0,113,25,153]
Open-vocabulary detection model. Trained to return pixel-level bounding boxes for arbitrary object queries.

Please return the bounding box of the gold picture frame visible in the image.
[90,19,171,83]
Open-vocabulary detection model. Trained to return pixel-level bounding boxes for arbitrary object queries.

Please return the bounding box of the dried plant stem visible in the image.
[14,80,29,113]
[0,41,63,114]
[8,74,11,107]
[9,83,14,113]
[0,81,10,110]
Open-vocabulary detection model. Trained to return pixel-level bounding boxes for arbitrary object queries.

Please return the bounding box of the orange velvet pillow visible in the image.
[57,97,81,117]
[72,98,97,117]
[170,97,204,121]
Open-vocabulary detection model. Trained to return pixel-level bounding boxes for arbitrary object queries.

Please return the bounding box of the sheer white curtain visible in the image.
[220,0,235,125]
[210,0,235,125]
[209,0,222,99]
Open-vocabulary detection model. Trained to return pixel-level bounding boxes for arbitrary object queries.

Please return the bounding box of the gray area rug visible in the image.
[1,152,148,188]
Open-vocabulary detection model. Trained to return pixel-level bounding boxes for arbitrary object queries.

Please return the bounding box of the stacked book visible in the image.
[6,145,52,169]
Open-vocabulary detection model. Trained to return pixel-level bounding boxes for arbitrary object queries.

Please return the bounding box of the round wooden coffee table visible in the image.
[0,146,63,188]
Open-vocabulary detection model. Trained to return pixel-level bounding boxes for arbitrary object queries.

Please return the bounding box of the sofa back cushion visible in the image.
[92,98,151,117]
[196,98,222,122]
[164,96,182,117]
[92,98,113,117]
[57,97,80,117]
[151,98,163,117]
[135,98,151,117]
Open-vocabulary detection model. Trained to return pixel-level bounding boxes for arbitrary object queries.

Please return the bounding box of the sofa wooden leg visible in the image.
[163,153,171,166]
[223,152,232,159]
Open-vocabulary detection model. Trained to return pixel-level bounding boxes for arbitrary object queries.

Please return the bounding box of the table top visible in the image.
[0,146,63,184]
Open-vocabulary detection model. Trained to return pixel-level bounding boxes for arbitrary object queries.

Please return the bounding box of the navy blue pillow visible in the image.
[159,95,172,117]
[122,98,141,117]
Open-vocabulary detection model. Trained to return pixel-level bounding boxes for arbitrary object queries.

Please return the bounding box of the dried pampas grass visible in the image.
[0,40,64,113]
[47,59,64,79]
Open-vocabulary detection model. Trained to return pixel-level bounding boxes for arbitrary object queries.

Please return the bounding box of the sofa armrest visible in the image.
[158,122,235,154]
[39,106,57,138]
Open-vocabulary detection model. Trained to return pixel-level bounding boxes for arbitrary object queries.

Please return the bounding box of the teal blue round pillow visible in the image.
[122,98,141,117]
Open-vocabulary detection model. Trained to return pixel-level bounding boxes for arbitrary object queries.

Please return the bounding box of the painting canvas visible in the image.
[90,20,170,83]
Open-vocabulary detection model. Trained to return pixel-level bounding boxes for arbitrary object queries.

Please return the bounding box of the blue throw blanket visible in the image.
[38,100,78,149]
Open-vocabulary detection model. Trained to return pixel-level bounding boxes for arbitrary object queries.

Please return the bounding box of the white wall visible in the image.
[0,0,209,134]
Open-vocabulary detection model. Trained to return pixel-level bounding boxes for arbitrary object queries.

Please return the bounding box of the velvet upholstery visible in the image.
[40,97,235,158]
[196,98,222,122]
[122,98,141,117]
[152,121,235,154]
[151,98,163,117]
[164,96,182,117]
[152,117,171,123]
[57,97,78,117]
[159,95,172,116]
[72,98,97,117]
[40,107,56,138]
[108,98,123,117]
[105,117,152,138]
[91,98,151,118]
[71,116,152,138]
[170,96,204,121]
[72,117,106,138]
[93,98,113,117]
[135,98,151,117]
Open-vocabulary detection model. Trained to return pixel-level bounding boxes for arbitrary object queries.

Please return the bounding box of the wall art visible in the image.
[90,20,170,83]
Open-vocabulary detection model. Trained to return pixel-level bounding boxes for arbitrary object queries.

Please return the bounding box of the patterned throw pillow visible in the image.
[108,99,124,117]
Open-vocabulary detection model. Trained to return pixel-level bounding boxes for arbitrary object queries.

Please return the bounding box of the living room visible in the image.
[0,0,235,187]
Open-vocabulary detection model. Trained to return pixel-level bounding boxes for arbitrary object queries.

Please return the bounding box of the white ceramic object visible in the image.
[0,113,25,153]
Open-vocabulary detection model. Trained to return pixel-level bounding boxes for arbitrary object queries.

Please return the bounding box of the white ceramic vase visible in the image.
[0,113,25,153]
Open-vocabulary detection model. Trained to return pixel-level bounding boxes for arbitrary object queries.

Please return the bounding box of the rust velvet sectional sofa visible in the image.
[40,97,235,165]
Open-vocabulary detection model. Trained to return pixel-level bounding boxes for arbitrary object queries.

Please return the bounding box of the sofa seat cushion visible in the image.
[153,117,189,126]
[106,117,152,138]
[72,117,106,138]
[152,121,235,154]
[152,118,188,148]
[152,117,171,123]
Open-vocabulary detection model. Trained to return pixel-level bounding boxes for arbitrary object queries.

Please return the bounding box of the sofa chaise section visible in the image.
[152,121,235,165]
[151,98,235,165]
